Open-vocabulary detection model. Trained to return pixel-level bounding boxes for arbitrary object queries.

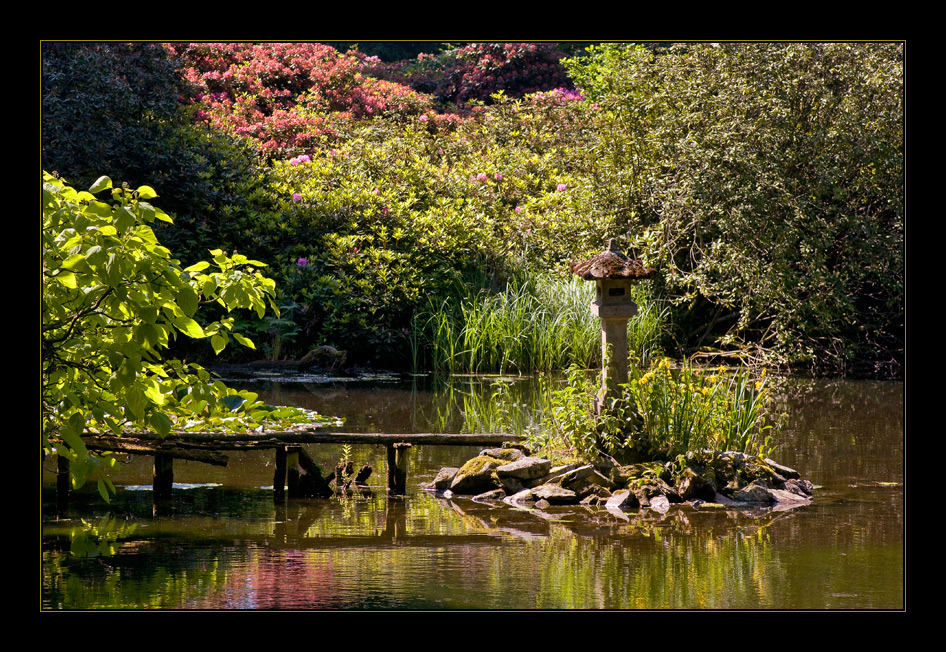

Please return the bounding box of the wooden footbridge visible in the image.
[56,429,524,506]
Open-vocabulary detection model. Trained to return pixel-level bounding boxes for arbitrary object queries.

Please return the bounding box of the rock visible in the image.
[473,489,506,502]
[558,465,596,487]
[767,488,811,506]
[504,489,537,506]
[450,456,504,494]
[605,489,639,510]
[733,481,776,504]
[567,478,612,502]
[498,475,525,495]
[765,458,801,480]
[631,477,681,506]
[479,447,524,462]
[676,465,717,502]
[612,462,671,486]
[540,464,579,485]
[737,457,780,485]
[584,469,618,491]
[531,484,579,505]
[427,467,459,491]
[648,494,671,514]
[784,478,815,497]
[496,456,552,482]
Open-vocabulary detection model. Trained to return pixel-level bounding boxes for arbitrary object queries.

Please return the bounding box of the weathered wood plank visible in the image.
[98,431,522,445]
[81,436,229,465]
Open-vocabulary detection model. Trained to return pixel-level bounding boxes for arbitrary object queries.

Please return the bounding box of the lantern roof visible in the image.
[569,239,657,281]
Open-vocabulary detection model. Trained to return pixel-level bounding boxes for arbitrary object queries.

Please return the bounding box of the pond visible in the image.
[41,373,904,610]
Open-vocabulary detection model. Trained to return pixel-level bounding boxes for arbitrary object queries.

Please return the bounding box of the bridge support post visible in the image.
[387,443,412,495]
[273,446,287,499]
[287,448,301,498]
[56,455,70,513]
[153,453,173,502]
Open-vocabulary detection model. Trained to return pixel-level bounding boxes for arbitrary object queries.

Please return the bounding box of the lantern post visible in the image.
[569,239,657,415]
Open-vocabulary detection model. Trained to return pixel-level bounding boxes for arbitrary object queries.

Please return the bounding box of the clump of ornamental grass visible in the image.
[411,273,597,374]
[411,272,666,374]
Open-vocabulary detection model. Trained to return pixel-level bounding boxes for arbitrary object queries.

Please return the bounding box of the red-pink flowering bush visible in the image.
[358,43,574,108]
[167,43,442,158]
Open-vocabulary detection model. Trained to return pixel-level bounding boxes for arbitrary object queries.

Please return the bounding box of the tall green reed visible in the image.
[411,272,664,374]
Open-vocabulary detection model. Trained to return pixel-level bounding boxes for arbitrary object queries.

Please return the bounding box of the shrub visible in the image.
[230,90,608,366]
[565,43,904,375]
[360,42,575,109]
[168,42,441,159]
[41,42,263,269]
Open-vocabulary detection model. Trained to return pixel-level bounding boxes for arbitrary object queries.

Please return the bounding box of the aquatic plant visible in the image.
[532,359,780,463]
[411,272,665,374]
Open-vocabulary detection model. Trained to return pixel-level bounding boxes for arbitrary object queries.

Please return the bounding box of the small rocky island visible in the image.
[425,445,814,514]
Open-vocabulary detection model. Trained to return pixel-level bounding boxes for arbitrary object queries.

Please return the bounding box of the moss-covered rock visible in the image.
[449,455,505,494]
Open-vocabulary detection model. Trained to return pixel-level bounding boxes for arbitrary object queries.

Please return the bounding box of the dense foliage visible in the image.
[566,43,904,374]
[167,42,444,160]
[42,41,904,377]
[203,87,604,366]
[359,42,574,109]
[41,172,338,498]
[41,42,261,265]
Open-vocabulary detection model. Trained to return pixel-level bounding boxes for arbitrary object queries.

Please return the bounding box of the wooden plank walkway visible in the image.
[56,429,525,507]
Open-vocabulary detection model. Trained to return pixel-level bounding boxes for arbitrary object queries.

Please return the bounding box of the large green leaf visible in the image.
[88,176,113,194]
[172,316,206,338]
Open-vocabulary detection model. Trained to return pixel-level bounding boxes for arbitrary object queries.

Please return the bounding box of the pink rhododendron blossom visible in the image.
[292,193,302,202]
[556,184,568,192]
[476,173,488,182]
[494,173,503,180]
[296,257,308,267]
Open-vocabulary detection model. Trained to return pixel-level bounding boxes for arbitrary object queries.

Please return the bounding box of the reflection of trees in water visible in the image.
[44,377,903,609]
[770,378,903,484]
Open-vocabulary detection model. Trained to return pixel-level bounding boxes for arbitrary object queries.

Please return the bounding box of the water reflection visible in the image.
[42,375,903,610]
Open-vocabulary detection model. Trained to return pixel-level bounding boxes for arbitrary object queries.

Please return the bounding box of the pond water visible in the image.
[41,374,904,611]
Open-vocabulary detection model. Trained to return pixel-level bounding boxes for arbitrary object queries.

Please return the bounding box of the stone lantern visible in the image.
[570,239,657,414]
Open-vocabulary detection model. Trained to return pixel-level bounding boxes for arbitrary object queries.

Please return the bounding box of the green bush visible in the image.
[565,43,904,375]
[235,92,609,366]
[41,42,263,270]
